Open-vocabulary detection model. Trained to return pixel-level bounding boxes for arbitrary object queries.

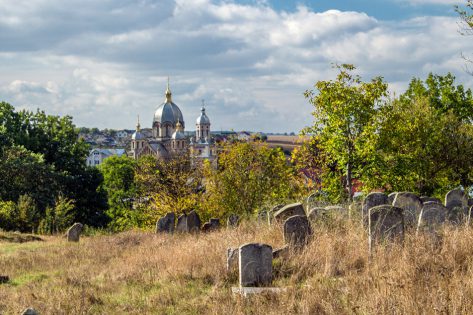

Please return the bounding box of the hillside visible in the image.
[1,217,473,314]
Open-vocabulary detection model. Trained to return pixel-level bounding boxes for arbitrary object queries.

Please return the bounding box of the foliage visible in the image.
[202,142,303,219]
[99,155,137,231]
[134,153,203,225]
[456,1,473,72]
[303,64,388,202]
[0,201,19,231]
[38,196,75,234]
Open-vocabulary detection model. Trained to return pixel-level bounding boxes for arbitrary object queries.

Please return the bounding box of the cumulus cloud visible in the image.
[0,0,472,132]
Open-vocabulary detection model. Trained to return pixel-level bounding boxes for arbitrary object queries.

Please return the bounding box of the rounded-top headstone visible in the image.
[186,210,201,232]
[368,205,404,250]
[307,207,326,221]
[238,243,273,287]
[21,308,39,315]
[420,196,441,204]
[445,189,468,223]
[283,215,311,248]
[417,201,448,232]
[392,192,422,228]
[273,203,305,221]
[176,214,188,233]
[362,192,389,225]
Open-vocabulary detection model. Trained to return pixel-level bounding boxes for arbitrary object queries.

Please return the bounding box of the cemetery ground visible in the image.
[2,217,473,314]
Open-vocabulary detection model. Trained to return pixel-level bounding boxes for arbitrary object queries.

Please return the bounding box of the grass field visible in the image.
[1,218,473,314]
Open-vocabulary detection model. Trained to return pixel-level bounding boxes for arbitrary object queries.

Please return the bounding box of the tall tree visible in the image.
[304,64,388,202]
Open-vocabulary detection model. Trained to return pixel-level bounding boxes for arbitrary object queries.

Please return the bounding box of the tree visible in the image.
[202,142,303,218]
[304,64,388,202]
[456,1,473,72]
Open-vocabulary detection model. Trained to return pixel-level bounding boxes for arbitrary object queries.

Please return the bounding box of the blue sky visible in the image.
[0,0,471,133]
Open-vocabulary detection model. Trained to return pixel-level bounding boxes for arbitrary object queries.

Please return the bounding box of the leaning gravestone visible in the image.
[66,223,83,242]
[362,192,389,226]
[283,215,311,248]
[273,203,305,222]
[156,212,175,233]
[369,205,404,251]
[392,192,422,228]
[445,189,468,223]
[176,214,188,233]
[227,214,240,228]
[239,243,273,287]
[417,201,448,233]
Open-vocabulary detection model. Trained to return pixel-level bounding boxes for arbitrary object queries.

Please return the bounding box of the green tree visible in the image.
[304,64,388,202]
[203,142,302,218]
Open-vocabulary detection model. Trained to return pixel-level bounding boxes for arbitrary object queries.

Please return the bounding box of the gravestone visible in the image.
[325,205,347,213]
[469,206,473,225]
[186,210,201,232]
[392,192,422,227]
[307,207,326,221]
[273,203,305,221]
[227,214,240,228]
[362,192,389,225]
[445,189,468,223]
[21,308,39,315]
[0,275,9,284]
[369,205,404,251]
[283,215,311,248]
[227,247,239,271]
[417,201,448,233]
[257,210,269,224]
[388,192,398,205]
[156,212,175,233]
[176,214,188,233]
[272,245,290,259]
[420,196,442,204]
[66,223,83,242]
[239,243,273,287]
[202,218,220,232]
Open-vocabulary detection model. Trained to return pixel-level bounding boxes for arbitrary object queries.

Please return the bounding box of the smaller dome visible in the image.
[196,106,210,125]
[172,121,186,140]
[132,131,146,140]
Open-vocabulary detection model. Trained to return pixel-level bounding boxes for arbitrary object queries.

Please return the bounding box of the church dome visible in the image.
[171,121,186,140]
[132,117,145,140]
[153,82,185,127]
[196,105,210,125]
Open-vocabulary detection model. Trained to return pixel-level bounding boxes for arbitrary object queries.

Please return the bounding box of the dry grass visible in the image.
[1,218,473,314]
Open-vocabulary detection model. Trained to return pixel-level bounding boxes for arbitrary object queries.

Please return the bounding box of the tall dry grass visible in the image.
[1,217,473,314]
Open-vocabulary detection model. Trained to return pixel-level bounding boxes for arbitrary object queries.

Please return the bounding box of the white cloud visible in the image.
[0,1,472,133]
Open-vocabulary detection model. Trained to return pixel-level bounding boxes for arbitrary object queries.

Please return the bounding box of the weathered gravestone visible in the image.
[176,214,188,233]
[325,205,347,213]
[227,247,239,272]
[239,243,273,287]
[272,245,290,259]
[388,192,398,205]
[227,214,240,228]
[420,196,442,204]
[283,215,311,248]
[369,205,404,251]
[156,212,175,233]
[202,218,220,232]
[21,308,39,315]
[392,192,422,228]
[307,207,326,221]
[445,189,468,223]
[187,210,201,232]
[273,203,305,222]
[417,201,448,233]
[66,223,83,242]
[362,192,389,226]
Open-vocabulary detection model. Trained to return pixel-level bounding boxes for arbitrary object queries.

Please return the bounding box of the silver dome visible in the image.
[132,131,145,140]
[172,129,186,140]
[196,106,210,125]
[154,101,185,126]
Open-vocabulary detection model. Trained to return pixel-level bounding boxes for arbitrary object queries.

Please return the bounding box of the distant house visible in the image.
[86,148,126,167]
[116,130,131,138]
[238,131,251,142]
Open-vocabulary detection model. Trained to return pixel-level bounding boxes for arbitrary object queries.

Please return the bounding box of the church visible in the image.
[129,81,216,161]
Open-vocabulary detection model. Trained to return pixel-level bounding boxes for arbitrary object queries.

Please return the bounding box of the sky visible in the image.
[1,0,472,133]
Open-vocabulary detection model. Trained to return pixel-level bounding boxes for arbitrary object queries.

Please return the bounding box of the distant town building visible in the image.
[238,131,251,142]
[86,148,126,166]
